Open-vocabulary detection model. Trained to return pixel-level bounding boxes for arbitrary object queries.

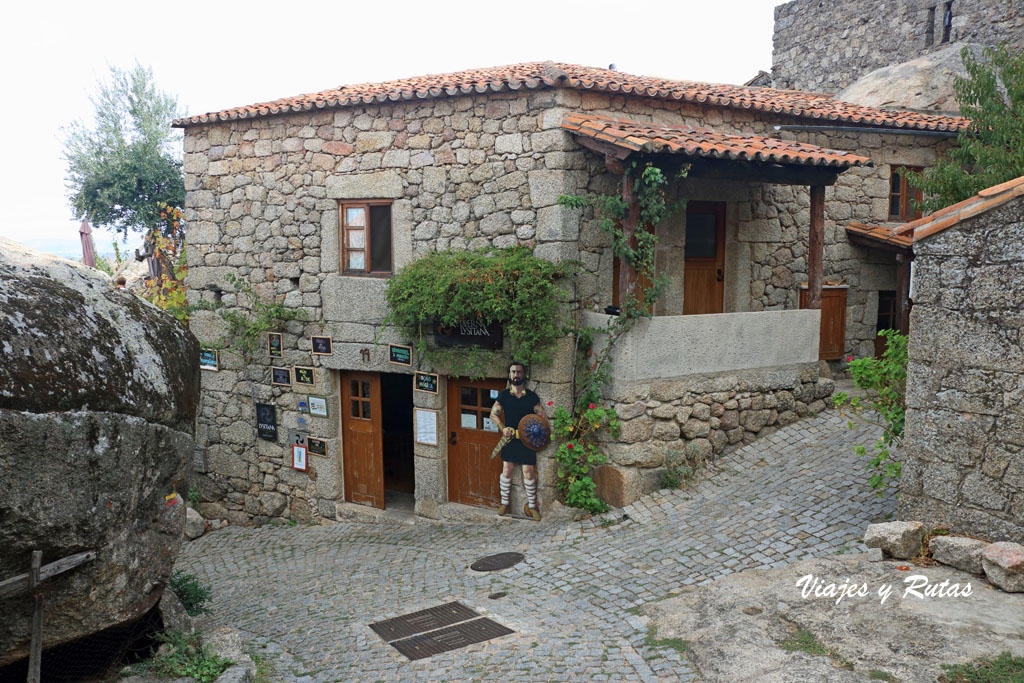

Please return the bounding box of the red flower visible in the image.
[846,356,853,362]
[547,401,553,406]
[567,443,574,449]
[588,403,596,409]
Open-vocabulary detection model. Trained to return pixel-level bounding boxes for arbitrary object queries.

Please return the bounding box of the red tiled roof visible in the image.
[173,61,969,133]
[844,222,913,249]
[562,113,871,167]
[846,175,1024,245]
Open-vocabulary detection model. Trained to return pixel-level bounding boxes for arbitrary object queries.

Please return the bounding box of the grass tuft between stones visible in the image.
[939,651,1024,683]
[777,628,853,670]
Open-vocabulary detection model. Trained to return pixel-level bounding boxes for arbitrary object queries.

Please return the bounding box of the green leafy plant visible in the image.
[382,246,577,377]
[939,651,1024,682]
[778,628,853,669]
[168,570,212,616]
[142,630,232,683]
[187,485,200,509]
[659,442,710,490]
[905,44,1024,212]
[550,400,621,513]
[218,273,306,361]
[832,329,907,495]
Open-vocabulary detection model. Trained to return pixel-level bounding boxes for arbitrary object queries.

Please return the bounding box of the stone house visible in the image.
[880,176,1023,544]
[175,62,966,523]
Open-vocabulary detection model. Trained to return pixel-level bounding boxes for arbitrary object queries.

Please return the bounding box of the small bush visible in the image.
[143,630,231,683]
[659,443,709,490]
[939,651,1024,682]
[168,570,212,616]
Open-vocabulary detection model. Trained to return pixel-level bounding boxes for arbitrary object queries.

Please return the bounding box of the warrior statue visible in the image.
[489,361,549,520]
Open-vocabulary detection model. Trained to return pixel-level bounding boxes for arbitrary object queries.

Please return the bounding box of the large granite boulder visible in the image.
[836,43,984,116]
[0,238,200,667]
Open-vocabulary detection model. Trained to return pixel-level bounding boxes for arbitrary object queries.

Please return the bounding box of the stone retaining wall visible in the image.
[595,364,835,507]
[772,0,1024,92]
[899,199,1024,543]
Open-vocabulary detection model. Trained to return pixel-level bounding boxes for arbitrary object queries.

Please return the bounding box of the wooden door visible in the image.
[799,287,848,360]
[447,379,505,507]
[683,201,725,315]
[342,371,384,508]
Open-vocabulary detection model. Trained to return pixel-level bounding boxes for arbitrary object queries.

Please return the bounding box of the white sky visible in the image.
[0,0,781,259]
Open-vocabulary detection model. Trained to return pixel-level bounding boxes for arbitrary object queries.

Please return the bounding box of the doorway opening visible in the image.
[381,372,415,504]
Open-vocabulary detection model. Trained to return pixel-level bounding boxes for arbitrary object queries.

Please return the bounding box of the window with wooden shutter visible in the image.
[340,201,393,275]
[888,168,923,222]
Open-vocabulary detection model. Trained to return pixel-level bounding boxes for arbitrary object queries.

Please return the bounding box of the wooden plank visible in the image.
[685,158,844,187]
[807,185,825,310]
[574,135,632,161]
[28,551,42,683]
[0,550,96,599]
[39,551,96,583]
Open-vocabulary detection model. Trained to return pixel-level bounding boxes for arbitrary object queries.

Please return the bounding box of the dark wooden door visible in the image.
[800,287,848,360]
[447,379,505,507]
[342,371,384,508]
[683,201,725,315]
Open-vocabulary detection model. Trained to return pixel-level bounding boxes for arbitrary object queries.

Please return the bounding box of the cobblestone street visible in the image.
[179,411,894,682]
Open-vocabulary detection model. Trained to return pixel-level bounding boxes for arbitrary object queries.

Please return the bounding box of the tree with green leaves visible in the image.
[63,63,185,239]
[906,44,1024,212]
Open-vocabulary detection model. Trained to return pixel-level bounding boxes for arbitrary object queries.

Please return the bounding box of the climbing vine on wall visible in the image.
[382,246,577,378]
[553,158,687,512]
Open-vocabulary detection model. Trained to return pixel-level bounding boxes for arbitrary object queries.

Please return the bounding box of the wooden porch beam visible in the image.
[684,158,845,187]
[574,135,632,161]
[619,172,640,307]
[807,185,825,310]
[895,252,914,335]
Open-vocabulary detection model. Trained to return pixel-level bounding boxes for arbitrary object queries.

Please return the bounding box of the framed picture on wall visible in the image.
[294,366,315,386]
[271,367,291,386]
[310,335,333,356]
[307,437,327,458]
[291,443,308,471]
[267,332,283,358]
[308,396,328,417]
[199,348,219,371]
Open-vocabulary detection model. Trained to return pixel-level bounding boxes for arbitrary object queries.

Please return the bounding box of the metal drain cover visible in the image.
[470,552,525,572]
[369,602,479,642]
[369,601,515,660]
[389,617,514,660]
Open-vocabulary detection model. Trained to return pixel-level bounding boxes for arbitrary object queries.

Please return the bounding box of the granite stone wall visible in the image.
[772,0,1024,93]
[182,83,953,521]
[899,199,1024,543]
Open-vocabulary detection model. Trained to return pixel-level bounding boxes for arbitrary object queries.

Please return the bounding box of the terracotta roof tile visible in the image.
[848,175,1024,245]
[562,113,872,168]
[844,221,914,249]
[174,61,969,133]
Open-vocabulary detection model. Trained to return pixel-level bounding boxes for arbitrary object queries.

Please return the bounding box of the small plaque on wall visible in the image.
[291,443,308,471]
[388,343,412,366]
[267,332,283,358]
[415,408,438,446]
[310,335,333,356]
[271,367,291,386]
[294,366,316,386]
[256,403,277,441]
[307,437,327,458]
[414,372,439,394]
[199,348,219,371]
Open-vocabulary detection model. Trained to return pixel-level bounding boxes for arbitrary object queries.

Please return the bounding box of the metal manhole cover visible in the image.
[470,552,525,572]
[389,617,515,660]
[369,602,479,642]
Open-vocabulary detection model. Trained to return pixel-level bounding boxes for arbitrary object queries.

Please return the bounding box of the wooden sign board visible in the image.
[310,335,333,356]
[414,372,438,394]
[388,343,412,366]
[267,332,283,358]
[199,348,219,371]
[271,367,291,386]
[294,366,316,386]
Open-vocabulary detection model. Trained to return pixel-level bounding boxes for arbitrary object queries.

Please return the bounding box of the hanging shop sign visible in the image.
[434,320,503,349]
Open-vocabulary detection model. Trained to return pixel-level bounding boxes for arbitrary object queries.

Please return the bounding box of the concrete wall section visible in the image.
[584,310,820,381]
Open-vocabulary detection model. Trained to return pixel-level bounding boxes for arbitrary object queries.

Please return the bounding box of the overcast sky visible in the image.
[0,0,781,259]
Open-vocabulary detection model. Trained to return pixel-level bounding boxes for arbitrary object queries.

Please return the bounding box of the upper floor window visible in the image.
[889,168,923,221]
[340,201,392,275]
[941,1,953,43]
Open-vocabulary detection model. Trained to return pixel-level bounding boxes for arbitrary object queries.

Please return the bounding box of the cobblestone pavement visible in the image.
[179,411,895,682]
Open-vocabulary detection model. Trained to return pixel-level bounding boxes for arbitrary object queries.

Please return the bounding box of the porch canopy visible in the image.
[561,112,871,310]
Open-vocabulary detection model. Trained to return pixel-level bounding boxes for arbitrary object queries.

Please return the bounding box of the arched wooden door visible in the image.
[341,371,384,508]
[447,378,505,507]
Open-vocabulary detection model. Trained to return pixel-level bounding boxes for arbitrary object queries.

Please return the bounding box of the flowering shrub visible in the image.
[832,329,907,495]
[550,400,620,513]
[141,203,189,324]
